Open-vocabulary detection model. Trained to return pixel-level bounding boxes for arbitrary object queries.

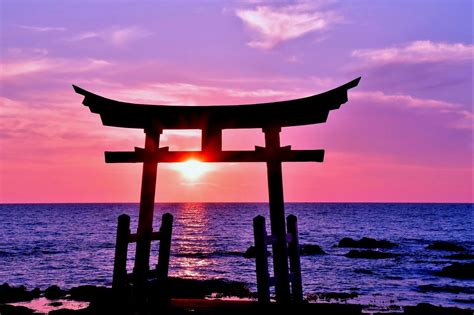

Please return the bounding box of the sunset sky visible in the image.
[1,0,472,203]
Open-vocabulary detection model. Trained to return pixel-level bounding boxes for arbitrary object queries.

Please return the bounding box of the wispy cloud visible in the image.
[68,26,152,46]
[0,58,111,79]
[18,24,66,32]
[235,3,341,49]
[352,90,472,130]
[352,40,473,64]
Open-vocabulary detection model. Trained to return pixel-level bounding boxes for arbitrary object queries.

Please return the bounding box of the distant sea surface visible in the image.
[0,203,472,309]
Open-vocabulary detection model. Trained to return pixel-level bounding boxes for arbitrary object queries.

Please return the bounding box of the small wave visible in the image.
[173,251,244,259]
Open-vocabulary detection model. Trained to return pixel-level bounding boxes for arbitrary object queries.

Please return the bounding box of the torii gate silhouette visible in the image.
[74,77,360,304]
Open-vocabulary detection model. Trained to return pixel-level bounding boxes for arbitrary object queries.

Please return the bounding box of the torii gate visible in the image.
[73,77,360,303]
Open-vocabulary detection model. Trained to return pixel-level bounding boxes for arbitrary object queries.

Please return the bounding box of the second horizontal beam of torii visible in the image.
[105,146,324,163]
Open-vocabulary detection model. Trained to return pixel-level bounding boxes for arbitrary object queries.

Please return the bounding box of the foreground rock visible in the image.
[426,241,466,252]
[345,250,398,259]
[435,262,474,279]
[404,303,471,315]
[418,285,474,294]
[45,285,66,300]
[337,237,397,249]
[243,246,270,259]
[0,304,36,315]
[300,244,326,255]
[0,283,40,303]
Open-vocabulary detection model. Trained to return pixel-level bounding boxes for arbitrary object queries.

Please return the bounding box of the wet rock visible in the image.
[344,250,398,259]
[306,292,358,302]
[300,244,326,255]
[161,277,252,299]
[45,285,66,299]
[444,253,474,260]
[49,301,63,307]
[435,262,474,279]
[337,237,397,249]
[426,241,466,252]
[243,246,270,259]
[0,283,40,303]
[404,303,471,315]
[68,285,110,301]
[418,284,474,294]
[0,304,35,315]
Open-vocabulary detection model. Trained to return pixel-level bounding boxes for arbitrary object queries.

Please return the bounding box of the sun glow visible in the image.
[172,159,212,181]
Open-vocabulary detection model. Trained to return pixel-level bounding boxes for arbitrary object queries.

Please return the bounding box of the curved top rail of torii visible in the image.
[73,77,360,131]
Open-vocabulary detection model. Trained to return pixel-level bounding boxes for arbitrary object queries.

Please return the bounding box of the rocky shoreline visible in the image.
[1,279,473,315]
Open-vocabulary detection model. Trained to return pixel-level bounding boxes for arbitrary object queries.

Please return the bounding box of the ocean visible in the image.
[0,203,472,310]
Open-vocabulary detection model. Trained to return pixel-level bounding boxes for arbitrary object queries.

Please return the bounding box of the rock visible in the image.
[49,301,63,307]
[435,262,474,279]
[426,241,466,252]
[243,246,270,259]
[344,250,398,259]
[306,292,358,302]
[300,244,326,255]
[418,284,474,294]
[45,285,66,299]
[68,285,110,301]
[404,303,472,315]
[338,237,397,249]
[0,304,35,315]
[0,283,40,303]
[444,253,474,260]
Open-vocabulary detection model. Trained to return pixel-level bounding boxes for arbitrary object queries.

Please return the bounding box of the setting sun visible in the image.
[171,159,212,181]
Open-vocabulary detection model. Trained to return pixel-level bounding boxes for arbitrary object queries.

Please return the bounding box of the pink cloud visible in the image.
[352,40,473,64]
[18,24,66,32]
[0,58,111,79]
[235,4,340,49]
[67,26,152,46]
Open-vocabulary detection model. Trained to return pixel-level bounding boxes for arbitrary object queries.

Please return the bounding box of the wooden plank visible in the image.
[253,215,270,304]
[104,149,324,163]
[112,214,130,290]
[287,215,303,302]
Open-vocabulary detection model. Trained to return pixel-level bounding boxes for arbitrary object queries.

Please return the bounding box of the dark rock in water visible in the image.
[426,241,466,252]
[353,268,374,274]
[404,303,471,315]
[49,301,63,307]
[418,284,474,294]
[338,237,397,249]
[300,244,326,255]
[148,277,252,299]
[345,250,398,259]
[435,262,474,279]
[0,283,40,303]
[243,246,270,258]
[444,253,474,260]
[45,285,66,299]
[68,285,109,301]
[306,292,358,301]
[0,304,35,315]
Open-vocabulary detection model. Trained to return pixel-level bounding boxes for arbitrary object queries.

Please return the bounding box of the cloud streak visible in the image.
[235,4,340,49]
[18,25,66,32]
[68,26,152,46]
[352,40,473,64]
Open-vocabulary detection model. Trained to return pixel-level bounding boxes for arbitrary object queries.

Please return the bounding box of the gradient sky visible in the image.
[0,0,472,203]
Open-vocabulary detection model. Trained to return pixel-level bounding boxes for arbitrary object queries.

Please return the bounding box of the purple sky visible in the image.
[0,0,472,203]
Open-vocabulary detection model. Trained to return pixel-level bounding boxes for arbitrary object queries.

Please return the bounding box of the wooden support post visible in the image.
[253,215,270,303]
[113,214,130,290]
[287,214,303,302]
[263,127,291,303]
[156,213,173,283]
[134,126,161,296]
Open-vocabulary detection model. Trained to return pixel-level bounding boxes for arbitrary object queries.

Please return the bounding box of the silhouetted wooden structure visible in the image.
[73,77,360,304]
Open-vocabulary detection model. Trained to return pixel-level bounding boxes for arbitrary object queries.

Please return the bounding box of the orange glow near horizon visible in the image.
[171,159,213,181]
